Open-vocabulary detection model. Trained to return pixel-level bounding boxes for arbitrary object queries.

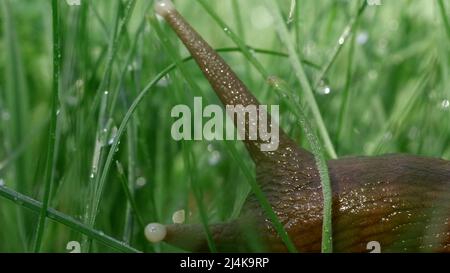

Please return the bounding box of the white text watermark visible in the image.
[171,97,280,152]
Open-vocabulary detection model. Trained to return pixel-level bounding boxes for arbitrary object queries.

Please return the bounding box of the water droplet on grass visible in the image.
[356,31,369,45]
[136,177,147,188]
[116,161,124,175]
[317,80,332,95]
[1,111,11,121]
[75,79,84,89]
[108,126,118,145]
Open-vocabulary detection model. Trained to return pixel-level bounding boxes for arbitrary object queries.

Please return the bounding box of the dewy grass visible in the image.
[84,0,138,252]
[313,1,367,90]
[115,161,144,229]
[0,185,139,253]
[182,142,218,252]
[366,56,436,155]
[337,4,362,152]
[33,0,61,253]
[1,0,29,250]
[264,0,337,159]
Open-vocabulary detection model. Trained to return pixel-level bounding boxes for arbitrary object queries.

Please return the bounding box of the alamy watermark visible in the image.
[171,97,280,152]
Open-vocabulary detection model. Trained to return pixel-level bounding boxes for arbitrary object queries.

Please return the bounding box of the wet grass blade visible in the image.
[437,0,450,40]
[264,0,337,159]
[33,0,61,253]
[0,185,140,253]
[313,1,367,89]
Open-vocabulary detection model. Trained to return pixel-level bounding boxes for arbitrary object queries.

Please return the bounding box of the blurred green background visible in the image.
[0,0,449,252]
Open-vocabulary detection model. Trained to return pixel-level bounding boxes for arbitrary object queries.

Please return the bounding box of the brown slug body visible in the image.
[151,1,450,252]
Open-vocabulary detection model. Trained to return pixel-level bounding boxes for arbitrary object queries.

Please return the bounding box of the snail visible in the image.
[145,0,450,252]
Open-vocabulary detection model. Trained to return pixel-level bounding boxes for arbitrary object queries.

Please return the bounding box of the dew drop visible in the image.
[317,80,332,95]
[116,161,124,175]
[1,111,11,121]
[108,126,118,145]
[157,76,170,87]
[75,79,84,89]
[136,177,147,188]
[127,63,136,72]
[356,31,369,45]
[0,179,5,186]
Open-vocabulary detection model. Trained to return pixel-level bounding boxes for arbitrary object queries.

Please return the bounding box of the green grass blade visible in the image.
[313,1,367,89]
[264,0,337,159]
[336,4,362,152]
[437,0,450,40]
[116,161,145,229]
[0,185,140,253]
[366,58,435,155]
[33,0,61,252]
[84,0,138,251]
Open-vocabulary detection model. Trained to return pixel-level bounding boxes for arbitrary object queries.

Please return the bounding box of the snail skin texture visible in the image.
[148,0,450,252]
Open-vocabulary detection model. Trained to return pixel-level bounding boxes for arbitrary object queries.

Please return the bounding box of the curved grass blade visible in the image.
[264,0,337,159]
[33,0,61,252]
[0,185,140,253]
[269,77,333,253]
